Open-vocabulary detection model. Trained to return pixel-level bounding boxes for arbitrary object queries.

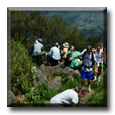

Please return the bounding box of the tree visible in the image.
[11,11,86,51]
[11,11,30,45]
[86,34,101,48]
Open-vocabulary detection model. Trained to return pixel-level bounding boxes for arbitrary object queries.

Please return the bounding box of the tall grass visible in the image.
[25,84,58,104]
[11,39,34,95]
[87,73,107,106]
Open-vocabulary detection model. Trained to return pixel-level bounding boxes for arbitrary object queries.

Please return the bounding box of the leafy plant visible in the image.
[24,84,58,104]
[87,73,107,106]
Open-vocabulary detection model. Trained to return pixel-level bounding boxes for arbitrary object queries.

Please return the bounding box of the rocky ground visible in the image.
[8,62,106,106]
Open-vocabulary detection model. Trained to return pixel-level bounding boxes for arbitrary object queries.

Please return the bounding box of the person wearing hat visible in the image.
[61,42,69,59]
[50,86,87,107]
[29,40,38,57]
[92,48,96,54]
[46,42,61,66]
[33,38,46,59]
[62,45,75,67]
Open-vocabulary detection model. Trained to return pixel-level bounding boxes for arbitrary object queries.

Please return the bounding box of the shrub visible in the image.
[11,39,34,95]
[26,84,58,104]
[87,72,107,106]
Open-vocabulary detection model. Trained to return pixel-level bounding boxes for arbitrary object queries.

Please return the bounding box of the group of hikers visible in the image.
[29,38,107,107]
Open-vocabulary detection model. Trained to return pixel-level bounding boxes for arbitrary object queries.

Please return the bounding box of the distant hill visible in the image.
[40,11,107,43]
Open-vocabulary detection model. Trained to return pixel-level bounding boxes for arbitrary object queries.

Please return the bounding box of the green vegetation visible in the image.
[11,39,35,95]
[42,11,107,42]
[25,84,58,104]
[52,70,62,77]
[52,70,81,92]
[11,11,87,51]
[87,73,107,107]
[86,34,101,48]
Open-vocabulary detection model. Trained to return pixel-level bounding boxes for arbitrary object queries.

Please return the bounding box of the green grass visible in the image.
[87,73,107,106]
[11,39,56,105]
[52,70,62,77]
[52,69,81,91]
[11,39,34,95]
[25,84,58,104]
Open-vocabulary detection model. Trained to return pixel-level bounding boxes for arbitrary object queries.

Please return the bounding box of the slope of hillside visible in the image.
[11,39,34,95]
[40,11,107,42]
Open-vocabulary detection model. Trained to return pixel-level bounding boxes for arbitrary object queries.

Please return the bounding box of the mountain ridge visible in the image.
[40,11,107,42]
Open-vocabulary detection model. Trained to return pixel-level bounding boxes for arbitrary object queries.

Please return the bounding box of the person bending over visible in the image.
[50,86,86,107]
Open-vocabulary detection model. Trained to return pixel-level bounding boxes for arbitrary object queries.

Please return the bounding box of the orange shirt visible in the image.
[61,47,68,58]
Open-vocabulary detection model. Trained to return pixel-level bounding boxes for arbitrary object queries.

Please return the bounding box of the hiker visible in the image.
[33,39,46,55]
[29,45,34,57]
[57,42,62,62]
[93,45,103,82]
[69,45,96,92]
[33,38,46,60]
[57,42,60,49]
[100,43,104,52]
[29,40,38,57]
[62,45,74,67]
[100,43,107,67]
[67,45,75,54]
[50,86,86,107]
[61,42,69,59]
[92,48,96,54]
[46,42,61,66]
[69,46,82,69]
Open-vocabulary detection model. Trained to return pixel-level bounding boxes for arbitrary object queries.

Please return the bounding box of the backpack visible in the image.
[82,51,94,68]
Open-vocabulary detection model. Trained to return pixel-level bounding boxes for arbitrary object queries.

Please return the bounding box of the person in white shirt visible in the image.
[100,43,107,71]
[33,38,46,61]
[93,45,103,82]
[69,45,96,92]
[33,39,44,54]
[50,86,86,107]
[46,42,61,66]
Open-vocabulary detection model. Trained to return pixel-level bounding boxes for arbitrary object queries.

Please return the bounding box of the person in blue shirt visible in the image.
[33,39,46,60]
[46,42,61,66]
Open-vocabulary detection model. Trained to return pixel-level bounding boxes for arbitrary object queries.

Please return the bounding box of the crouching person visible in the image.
[50,87,86,107]
[46,43,61,66]
[33,38,46,60]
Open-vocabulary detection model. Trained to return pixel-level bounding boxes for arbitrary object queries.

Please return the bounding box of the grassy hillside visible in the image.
[11,39,34,95]
[10,39,58,105]
[10,39,107,106]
